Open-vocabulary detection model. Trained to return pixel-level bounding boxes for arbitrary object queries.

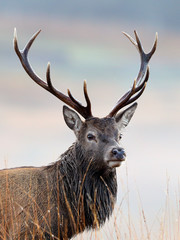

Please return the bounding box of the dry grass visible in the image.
[0,167,179,240]
[74,173,180,240]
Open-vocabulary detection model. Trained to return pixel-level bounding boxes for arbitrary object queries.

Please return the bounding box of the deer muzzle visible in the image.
[105,146,126,168]
[111,148,126,161]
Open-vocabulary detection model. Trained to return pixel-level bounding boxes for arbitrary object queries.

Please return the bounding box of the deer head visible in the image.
[14,29,157,169]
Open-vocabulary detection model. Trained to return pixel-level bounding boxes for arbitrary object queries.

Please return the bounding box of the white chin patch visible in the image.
[108,161,122,168]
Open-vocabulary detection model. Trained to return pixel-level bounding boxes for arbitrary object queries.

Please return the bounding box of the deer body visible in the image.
[0,145,116,239]
[0,30,157,239]
[0,115,131,239]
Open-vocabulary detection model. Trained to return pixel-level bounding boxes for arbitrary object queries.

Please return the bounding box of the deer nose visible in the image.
[111,148,126,161]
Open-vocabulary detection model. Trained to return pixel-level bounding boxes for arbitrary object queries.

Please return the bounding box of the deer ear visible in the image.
[63,106,82,134]
[115,103,137,130]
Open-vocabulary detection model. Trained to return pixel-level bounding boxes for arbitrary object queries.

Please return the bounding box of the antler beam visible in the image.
[107,31,158,118]
[14,29,92,119]
[14,29,157,120]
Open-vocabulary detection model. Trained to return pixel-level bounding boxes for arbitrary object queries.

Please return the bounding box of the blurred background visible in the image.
[0,0,180,238]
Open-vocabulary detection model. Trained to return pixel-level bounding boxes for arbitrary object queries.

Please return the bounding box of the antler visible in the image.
[13,28,92,119]
[107,30,158,118]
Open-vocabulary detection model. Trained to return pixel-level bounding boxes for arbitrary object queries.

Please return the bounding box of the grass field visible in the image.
[73,174,180,240]
[0,166,179,240]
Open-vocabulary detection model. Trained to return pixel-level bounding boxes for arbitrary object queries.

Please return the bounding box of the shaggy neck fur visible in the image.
[45,142,117,239]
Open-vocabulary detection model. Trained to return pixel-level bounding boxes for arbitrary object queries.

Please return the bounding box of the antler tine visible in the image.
[67,80,92,119]
[123,67,149,107]
[46,62,54,90]
[83,80,92,116]
[107,31,157,118]
[124,30,157,86]
[108,79,136,117]
[134,31,157,86]
[14,29,93,119]
[135,66,149,92]
[110,66,149,117]
[14,28,48,90]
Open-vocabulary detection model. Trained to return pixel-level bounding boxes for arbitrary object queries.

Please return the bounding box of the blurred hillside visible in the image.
[0,0,180,168]
[1,0,180,30]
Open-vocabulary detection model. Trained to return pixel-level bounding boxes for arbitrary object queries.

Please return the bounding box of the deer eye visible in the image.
[119,134,122,140]
[87,133,96,141]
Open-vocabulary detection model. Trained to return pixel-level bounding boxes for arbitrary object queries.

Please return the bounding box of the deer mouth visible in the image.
[104,147,126,168]
[107,158,125,168]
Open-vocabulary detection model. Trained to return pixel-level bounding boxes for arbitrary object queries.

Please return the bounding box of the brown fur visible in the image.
[0,105,137,239]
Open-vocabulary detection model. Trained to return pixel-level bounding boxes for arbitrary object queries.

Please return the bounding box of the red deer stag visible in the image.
[0,29,157,240]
